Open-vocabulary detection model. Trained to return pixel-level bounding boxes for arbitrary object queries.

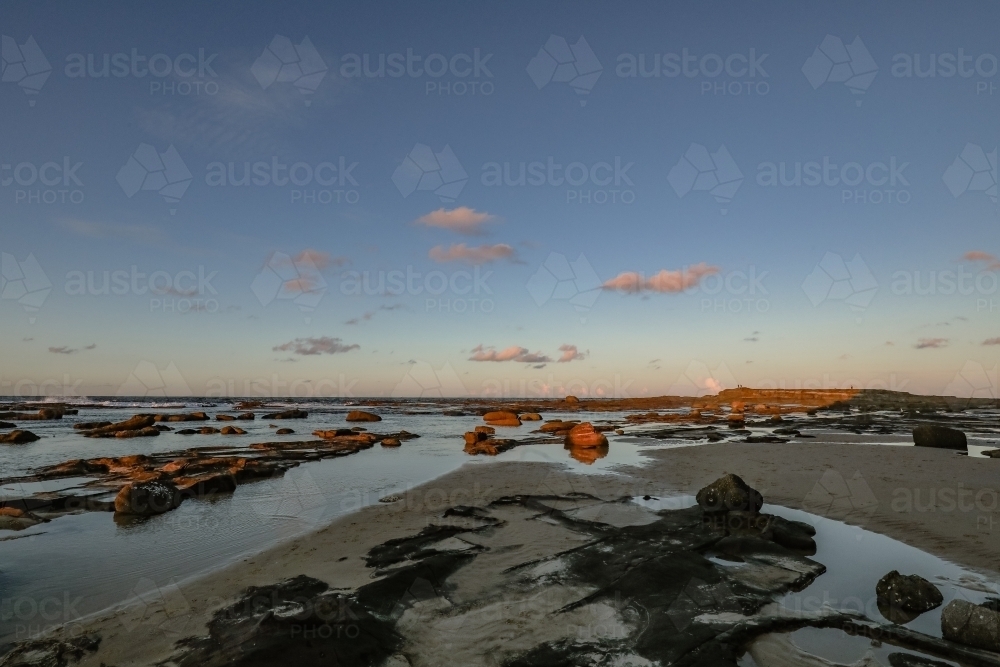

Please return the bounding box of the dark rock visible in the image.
[346,410,382,422]
[0,634,100,667]
[235,412,255,420]
[154,412,209,422]
[0,421,13,428]
[113,426,160,438]
[912,424,967,450]
[941,599,1000,651]
[73,421,111,430]
[220,426,246,435]
[215,414,236,421]
[520,413,543,421]
[0,430,41,444]
[876,571,943,624]
[696,473,763,514]
[261,409,308,419]
[888,652,953,667]
[275,428,294,435]
[114,480,182,516]
[81,414,155,437]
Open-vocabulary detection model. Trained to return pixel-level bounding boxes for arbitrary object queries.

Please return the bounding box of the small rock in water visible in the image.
[0,430,41,444]
[114,480,182,516]
[519,413,542,421]
[912,424,967,450]
[484,411,521,426]
[220,426,246,435]
[381,438,401,447]
[275,428,294,435]
[876,570,943,623]
[261,409,308,420]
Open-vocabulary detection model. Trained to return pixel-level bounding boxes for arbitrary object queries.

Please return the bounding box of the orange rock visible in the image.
[346,410,382,422]
[474,425,495,435]
[464,431,487,445]
[565,423,609,448]
[381,438,401,447]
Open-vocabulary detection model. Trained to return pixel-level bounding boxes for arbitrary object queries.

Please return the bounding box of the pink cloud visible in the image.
[469,344,551,363]
[416,207,496,235]
[603,263,720,293]
[963,251,1000,270]
[558,344,586,363]
[914,338,949,349]
[983,337,1000,346]
[429,243,516,265]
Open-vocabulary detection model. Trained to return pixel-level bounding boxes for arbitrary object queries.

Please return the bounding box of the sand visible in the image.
[17,441,1000,666]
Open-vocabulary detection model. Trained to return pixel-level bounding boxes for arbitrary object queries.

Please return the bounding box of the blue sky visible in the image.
[0,0,997,398]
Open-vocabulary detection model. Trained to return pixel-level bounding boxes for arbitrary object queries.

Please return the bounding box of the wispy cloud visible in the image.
[416,207,497,235]
[469,344,551,363]
[345,304,403,325]
[272,337,360,355]
[744,331,760,342]
[914,338,949,349]
[429,243,517,265]
[557,344,586,362]
[48,343,96,355]
[60,218,168,245]
[603,263,719,293]
[983,337,1000,346]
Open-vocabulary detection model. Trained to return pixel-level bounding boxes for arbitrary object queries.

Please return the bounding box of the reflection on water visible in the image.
[564,441,609,464]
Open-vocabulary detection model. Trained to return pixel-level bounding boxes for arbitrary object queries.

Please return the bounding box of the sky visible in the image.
[0,0,997,399]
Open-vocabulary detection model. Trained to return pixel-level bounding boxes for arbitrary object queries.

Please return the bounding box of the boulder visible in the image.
[474,425,495,435]
[381,438,401,448]
[565,422,609,448]
[262,409,308,419]
[540,421,578,434]
[220,426,246,435]
[199,427,221,434]
[464,431,487,445]
[275,428,294,435]
[566,442,609,465]
[216,414,236,421]
[696,473,763,514]
[464,439,517,456]
[113,427,160,438]
[519,413,543,421]
[484,411,520,425]
[876,571,943,623]
[81,414,155,436]
[564,395,580,404]
[912,424,967,450]
[0,430,41,444]
[73,421,111,430]
[154,412,209,422]
[114,480,182,516]
[235,412,255,420]
[346,410,382,422]
[941,599,1000,651]
[727,413,745,424]
[313,428,356,438]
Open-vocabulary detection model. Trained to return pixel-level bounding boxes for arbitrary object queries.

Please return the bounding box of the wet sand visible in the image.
[32,440,1000,666]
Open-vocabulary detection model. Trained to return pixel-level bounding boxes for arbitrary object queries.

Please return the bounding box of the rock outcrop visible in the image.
[484,411,521,427]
